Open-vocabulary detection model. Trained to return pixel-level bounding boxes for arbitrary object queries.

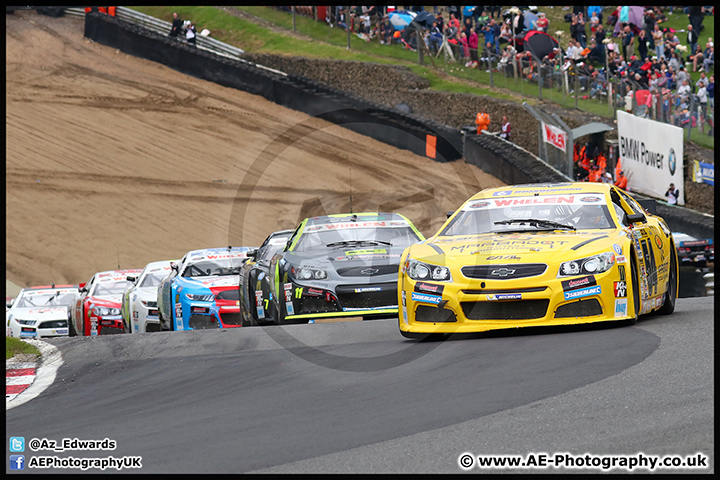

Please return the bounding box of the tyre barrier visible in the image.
[83,12,462,163]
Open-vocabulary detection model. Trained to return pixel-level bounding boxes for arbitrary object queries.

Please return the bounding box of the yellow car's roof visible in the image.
[468,183,611,201]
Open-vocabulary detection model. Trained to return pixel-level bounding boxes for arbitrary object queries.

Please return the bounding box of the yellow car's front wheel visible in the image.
[627,252,641,325]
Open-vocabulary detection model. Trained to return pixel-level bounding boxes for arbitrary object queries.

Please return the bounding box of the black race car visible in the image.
[672,232,714,268]
[267,212,425,324]
[239,229,294,326]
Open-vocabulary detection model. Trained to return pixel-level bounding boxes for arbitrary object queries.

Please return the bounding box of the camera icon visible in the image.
[10,437,25,453]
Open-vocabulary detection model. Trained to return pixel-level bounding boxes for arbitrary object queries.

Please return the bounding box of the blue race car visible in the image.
[157,246,254,330]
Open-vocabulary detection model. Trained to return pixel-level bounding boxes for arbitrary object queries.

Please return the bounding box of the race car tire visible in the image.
[271,298,284,325]
[626,252,641,325]
[242,286,258,327]
[658,248,677,315]
[68,314,77,337]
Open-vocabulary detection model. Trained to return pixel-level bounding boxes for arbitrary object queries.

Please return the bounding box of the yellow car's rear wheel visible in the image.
[658,247,677,315]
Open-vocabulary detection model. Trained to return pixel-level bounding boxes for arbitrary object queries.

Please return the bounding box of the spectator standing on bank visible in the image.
[697,80,708,119]
[500,116,511,140]
[589,10,599,35]
[460,31,470,61]
[652,24,665,60]
[707,75,714,111]
[169,12,183,38]
[661,90,671,122]
[622,25,635,61]
[686,25,699,61]
[468,28,479,68]
[676,66,688,88]
[665,183,679,205]
[576,12,587,48]
[448,12,460,31]
[638,29,648,61]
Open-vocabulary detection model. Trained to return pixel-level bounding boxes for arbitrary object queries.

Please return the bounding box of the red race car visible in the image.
[69,269,142,336]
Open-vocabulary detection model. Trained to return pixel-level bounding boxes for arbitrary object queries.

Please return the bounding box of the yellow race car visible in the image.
[398,183,678,339]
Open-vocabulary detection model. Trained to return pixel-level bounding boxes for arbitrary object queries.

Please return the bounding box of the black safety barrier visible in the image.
[464,132,570,185]
[83,12,462,162]
[654,203,714,242]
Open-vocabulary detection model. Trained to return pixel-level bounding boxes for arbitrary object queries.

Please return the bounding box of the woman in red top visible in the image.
[468,30,479,67]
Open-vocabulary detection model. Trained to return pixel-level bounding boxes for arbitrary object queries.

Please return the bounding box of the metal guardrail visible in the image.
[64,7,243,60]
[63,7,287,76]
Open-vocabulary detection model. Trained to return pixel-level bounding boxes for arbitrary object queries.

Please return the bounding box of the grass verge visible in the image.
[6,337,40,360]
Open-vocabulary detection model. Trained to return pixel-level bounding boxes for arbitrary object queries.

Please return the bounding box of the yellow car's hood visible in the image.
[409,231,628,266]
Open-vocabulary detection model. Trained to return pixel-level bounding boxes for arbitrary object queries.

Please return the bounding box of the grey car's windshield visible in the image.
[294,225,421,252]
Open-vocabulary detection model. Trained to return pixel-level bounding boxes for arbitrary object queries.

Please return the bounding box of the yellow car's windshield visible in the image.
[441,195,614,236]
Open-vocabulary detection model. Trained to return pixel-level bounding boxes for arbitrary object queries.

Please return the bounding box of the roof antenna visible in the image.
[349,167,353,214]
[117,245,120,269]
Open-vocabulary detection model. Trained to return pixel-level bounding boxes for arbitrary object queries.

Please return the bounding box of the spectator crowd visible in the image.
[277,6,713,191]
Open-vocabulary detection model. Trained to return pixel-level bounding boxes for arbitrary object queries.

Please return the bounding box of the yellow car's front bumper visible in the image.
[398,261,637,335]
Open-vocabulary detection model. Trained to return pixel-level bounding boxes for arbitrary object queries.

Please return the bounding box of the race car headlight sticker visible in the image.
[407,259,452,282]
[558,252,615,277]
[16,319,36,326]
[294,267,328,280]
[185,293,215,302]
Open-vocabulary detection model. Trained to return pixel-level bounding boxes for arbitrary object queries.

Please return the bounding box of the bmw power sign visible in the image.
[616,111,684,205]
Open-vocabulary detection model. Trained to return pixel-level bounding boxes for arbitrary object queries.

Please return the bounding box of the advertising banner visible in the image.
[693,160,714,186]
[541,121,568,152]
[616,111,684,205]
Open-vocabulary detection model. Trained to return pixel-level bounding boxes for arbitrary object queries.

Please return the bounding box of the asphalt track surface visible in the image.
[5,297,714,473]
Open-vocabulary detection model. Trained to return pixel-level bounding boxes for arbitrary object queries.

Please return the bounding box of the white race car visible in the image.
[121,260,174,333]
[6,285,79,339]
